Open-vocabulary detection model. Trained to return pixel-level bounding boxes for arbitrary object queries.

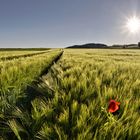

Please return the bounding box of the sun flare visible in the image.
[126,16,140,33]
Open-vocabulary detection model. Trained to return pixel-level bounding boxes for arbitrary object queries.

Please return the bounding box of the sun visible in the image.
[126,16,140,34]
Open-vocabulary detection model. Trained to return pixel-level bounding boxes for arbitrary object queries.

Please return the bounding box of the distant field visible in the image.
[0,49,140,140]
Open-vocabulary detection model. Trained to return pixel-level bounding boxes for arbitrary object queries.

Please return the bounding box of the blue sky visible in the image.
[0,0,140,48]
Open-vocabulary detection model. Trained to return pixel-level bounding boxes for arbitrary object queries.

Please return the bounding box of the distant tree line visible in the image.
[0,48,50,51]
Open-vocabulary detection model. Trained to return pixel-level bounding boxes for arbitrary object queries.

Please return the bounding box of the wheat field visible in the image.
[0,49,140,140]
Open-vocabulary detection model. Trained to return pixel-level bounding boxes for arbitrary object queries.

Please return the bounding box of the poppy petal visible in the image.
[108,99,120,113]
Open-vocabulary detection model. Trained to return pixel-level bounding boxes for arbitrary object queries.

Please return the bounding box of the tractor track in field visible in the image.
[38,50,64,77]
[0,50,51,61]
[18,50,64,110]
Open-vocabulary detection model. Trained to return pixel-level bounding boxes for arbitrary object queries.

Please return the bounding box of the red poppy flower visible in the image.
[108,100,120,113]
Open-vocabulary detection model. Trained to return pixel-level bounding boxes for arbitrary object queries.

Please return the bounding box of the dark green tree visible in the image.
[138,42,140,48]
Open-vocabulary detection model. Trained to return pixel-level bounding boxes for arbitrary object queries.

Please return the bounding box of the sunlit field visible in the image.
[0,49,140,140]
